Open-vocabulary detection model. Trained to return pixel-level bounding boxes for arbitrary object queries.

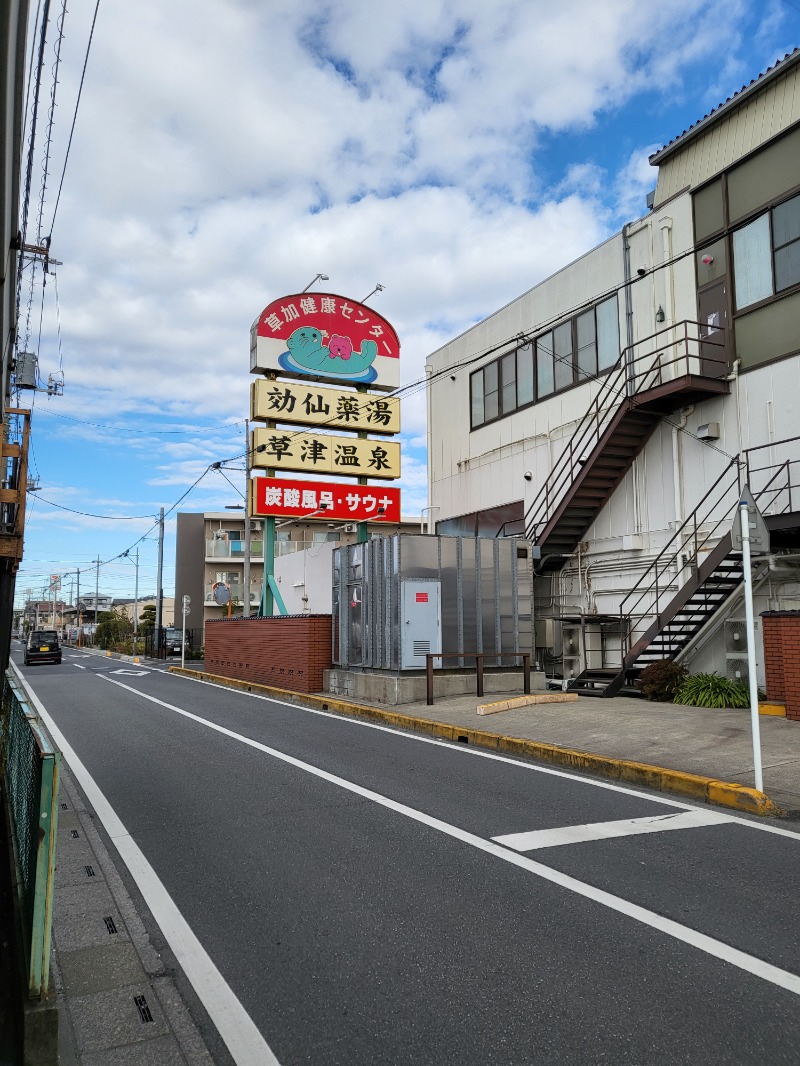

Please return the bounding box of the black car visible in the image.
[24,629,62,666]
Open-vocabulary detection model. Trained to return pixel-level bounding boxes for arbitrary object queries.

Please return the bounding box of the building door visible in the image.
[698,281,729,377]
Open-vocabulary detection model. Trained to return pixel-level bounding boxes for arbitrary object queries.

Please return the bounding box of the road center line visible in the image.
[493,809,734,851]
[93,673,800,997]
[13,666,280,1066]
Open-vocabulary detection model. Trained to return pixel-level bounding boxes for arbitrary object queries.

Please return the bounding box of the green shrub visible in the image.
[638,659,688,701]
[673,672,750,708]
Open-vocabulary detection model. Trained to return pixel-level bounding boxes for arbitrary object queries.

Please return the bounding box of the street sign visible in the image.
[183,594,191,604]
[182,605,191,616]
[731,486,770,555]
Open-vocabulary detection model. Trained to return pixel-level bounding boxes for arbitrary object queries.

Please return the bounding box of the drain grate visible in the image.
[134,995,154,1023]
[84,865,95,878]
[70,829,79,839]
[104,916,118,935]
[60,803,68,810]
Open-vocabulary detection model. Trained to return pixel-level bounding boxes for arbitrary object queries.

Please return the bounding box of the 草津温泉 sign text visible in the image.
[250,292,400,392]
[250,378,400,435]
[251,428,400,480]
[251,478,400,522]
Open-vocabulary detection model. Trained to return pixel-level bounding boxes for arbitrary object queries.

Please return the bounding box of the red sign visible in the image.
[252,477,400,523]
[416,592,429,603]
[250,292,400,392]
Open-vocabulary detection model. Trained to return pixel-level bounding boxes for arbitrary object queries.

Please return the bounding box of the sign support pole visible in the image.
[356,385,369,545]
[739,497,764,792]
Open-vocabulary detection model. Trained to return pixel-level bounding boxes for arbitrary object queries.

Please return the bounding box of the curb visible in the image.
[168,667,780,817]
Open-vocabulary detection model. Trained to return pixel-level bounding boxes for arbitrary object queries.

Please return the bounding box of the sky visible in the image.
[13,0,800,607]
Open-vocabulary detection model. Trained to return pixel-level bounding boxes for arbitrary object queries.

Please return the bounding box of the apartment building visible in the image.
[426,50,800,694]
[175,510,419,625]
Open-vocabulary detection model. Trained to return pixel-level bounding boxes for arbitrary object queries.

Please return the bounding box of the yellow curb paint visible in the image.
[759,702,787,717]
[168,667,780,816]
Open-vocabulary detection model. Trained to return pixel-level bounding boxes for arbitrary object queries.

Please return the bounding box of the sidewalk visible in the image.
[324,687,800,815]
[52,765,219,1065]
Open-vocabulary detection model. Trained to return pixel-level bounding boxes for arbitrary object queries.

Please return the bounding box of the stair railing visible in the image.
[524,320,726,544]
[619,434,800,661]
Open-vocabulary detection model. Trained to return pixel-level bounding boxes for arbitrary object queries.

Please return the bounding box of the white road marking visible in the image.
[168,670,800,844]
[93,673,800,997]
[493,810,734,852]
[73,664,87,670]
[13,667,280,1066]
[110,668,150,676]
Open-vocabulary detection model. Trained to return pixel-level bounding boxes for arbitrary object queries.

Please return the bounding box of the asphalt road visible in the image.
[13,644,800,1065]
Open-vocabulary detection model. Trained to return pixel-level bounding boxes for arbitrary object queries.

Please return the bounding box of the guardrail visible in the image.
[0,669,60,999]
[425,652,531,706]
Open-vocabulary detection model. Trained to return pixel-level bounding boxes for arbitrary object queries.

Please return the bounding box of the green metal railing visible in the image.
[0,671,60,999]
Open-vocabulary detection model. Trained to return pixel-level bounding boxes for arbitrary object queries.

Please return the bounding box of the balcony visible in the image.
[204,582,261,607]
[205,539,263,559]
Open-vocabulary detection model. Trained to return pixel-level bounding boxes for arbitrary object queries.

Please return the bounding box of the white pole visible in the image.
[739,499,764,792]
[181,598,187,670]
[133,548,139,653]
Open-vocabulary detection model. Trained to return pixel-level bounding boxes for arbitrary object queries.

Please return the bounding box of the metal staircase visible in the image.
[569,438,800,696]
[525,321,728,570]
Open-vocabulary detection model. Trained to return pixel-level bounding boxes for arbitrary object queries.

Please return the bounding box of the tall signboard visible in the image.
[250,293,400,391]
[249,290,402,615]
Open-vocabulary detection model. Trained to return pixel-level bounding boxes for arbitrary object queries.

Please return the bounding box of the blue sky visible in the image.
[15,0,800,607]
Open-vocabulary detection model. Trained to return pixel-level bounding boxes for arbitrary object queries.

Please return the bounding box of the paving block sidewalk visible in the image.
[356,689,800,814]
[53,767,220,1065]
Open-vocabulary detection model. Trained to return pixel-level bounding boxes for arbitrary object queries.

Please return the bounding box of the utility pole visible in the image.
[76,569,81,646]
[155,507,165,656]
[243,419,251,618]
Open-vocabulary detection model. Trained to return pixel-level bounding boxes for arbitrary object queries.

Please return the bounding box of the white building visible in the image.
[427,51,800,695]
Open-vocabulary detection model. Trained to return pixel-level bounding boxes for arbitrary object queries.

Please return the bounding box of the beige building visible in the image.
[427,50,800,695]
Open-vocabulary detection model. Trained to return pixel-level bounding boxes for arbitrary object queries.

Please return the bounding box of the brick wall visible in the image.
[761,612,800,721]
[204,615,332,694]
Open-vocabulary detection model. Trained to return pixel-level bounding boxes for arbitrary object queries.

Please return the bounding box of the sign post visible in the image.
[181,594,190,670]
[732,486,770,793]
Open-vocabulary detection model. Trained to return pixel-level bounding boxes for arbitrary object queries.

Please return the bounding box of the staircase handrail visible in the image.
[524,320,726,543]
[619,435,800,659]
[619,457,741,656]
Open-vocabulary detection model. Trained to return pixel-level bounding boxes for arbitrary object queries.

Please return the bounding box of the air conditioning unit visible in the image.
[724,619,748,653]
[725,657,748,682]
[249,521,261,532]
[343,523,357,533]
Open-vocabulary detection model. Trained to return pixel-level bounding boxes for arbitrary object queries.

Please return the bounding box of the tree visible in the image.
[95,607,133,649]
[138,604,157,634]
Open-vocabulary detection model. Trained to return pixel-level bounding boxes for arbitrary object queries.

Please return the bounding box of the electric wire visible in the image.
[49,0,101,234]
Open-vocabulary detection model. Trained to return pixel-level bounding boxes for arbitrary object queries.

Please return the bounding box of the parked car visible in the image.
[24,629,62,666]
[164,628,185,655]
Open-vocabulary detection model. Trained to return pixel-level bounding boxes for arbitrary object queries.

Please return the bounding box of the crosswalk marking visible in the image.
[493,809,734,852]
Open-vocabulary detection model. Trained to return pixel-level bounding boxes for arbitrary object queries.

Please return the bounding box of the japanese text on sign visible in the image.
[251,379,400,435]
[251,478,401,522]
[251,428,400,480]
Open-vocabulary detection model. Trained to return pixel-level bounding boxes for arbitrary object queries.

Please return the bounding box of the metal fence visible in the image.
[143,626,204,660]
[0,671,60,998]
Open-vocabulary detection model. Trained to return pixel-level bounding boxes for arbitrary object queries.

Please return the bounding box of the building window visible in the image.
[470,295,619,429]
[733,192,800,310]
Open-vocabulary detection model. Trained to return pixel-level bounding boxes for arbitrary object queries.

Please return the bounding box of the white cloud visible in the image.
[18,0,790,596]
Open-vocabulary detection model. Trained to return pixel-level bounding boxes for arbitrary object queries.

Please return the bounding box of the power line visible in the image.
[49,0,101,234]
[28,494,155,520]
